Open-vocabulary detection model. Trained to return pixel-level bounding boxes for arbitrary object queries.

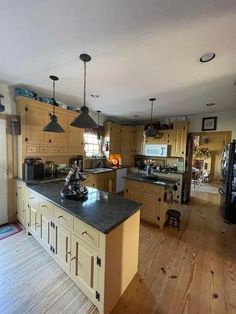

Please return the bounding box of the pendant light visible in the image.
[0,94,5,112]
[43,75,65,133]
[145,98,160,137]
[70,54,98,129]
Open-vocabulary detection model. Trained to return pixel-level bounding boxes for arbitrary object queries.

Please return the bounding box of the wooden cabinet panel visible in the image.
[67,114,84,151]
[135,125,144,154]
[171,122,188,157]
[142,192,160,223]
[25,105,49,144]
[29,204,41,239]
[16,182,26,226]
[73,219,99,247]
[71,234,98,303]
[49,112,67,146]
[54,222,71,274]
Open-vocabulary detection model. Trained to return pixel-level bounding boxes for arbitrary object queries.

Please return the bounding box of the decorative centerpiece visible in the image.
[60,161,88,200]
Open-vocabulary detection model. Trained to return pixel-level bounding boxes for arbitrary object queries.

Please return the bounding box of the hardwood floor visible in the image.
[1,190,236,314]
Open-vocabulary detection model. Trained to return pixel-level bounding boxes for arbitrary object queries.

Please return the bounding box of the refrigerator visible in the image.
[219,142,236,223]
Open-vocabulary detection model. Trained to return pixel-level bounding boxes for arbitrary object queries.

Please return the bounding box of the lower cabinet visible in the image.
[16,181,26,226]
[22,184,140,314]
[71,233,98,303]
[124,179,170,229]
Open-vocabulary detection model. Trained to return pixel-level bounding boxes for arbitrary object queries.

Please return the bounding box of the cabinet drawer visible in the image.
[28,192,40,208]
[143,183,162,194]
[39,199,53,218]
[125,180,142,191]
[26,146,38,154]
[59,147,67,153]
[73,219,99,247]
[54,206,72,228]
[50,146,58,153]
[39,146,49,153]
[68,147,81,153]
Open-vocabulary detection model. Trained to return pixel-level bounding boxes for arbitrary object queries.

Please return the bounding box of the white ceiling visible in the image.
[1,0,236,121]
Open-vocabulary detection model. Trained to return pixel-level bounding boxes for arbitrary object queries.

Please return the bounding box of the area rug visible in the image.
[0,223,22,240]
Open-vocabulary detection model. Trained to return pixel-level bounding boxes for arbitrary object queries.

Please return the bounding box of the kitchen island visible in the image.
[16,180,142,314]
[124,173,178,229]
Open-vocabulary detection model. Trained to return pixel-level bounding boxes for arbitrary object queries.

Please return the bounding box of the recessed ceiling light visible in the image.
[90,93,99,98]
[133,114,140,117]
[200,53,216,63]
[206,103,215,107]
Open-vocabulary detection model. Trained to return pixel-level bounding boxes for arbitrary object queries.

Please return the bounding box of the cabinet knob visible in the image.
[58,215,63,219]
[49,139,52,143]
[81,231,87,235]
[71,256,76,261]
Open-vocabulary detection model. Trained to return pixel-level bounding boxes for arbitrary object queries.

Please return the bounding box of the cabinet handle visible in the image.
[71,256,76,261]
[81,231,87,235]
[58,215,63,219]
[41,204,47,208]
[126,189,128,193]
[158,198,161,202]
[30,197,35,199]
[35,223,41,228]
[66,251,71,256]
[49,139,52,143]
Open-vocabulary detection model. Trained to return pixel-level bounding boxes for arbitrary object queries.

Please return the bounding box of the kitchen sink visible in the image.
[85,167,113,174]
[142,174,159,181]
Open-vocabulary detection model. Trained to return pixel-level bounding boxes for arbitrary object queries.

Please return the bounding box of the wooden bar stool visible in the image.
[166,209,181,230]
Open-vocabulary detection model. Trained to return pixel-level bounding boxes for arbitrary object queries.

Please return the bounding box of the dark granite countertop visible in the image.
[132,166,185,175]
[123,173,179,189]
[27,181,141,234]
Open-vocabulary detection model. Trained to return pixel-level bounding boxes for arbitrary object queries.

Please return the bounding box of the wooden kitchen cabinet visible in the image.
[67,113,84,153]
[24,104,49,144]
[120,126,136,154]
[104,122,121,154]
[28,194,41,239]
[49,111,68,146]
[171,121,188,157]
[135,125,144,154]
[124,179,170,229]
[16,181,26,226]
[71,233,98,303]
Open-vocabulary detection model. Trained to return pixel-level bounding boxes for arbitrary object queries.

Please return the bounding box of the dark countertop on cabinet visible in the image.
[123,173,179,189]
[27,181,141,234]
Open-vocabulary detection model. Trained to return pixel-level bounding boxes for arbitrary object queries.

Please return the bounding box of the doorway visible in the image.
[190,131,231,195]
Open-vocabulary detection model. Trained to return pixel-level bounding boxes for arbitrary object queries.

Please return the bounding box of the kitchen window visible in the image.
[84,132,100,157]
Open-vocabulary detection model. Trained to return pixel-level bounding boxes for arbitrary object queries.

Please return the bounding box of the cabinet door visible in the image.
[135,126,144,154]
[40,203,52,252]
[71,234,98,303]
[67,114,84,153]
[29,204,41,239]
[54,222,71,274]
[25,105,49,144]
[142,192,160,224]
[16,183,26,226]
[49,112,67,146]
[171,123,187,157]
[121,126,135,154]
[110,124,121,153]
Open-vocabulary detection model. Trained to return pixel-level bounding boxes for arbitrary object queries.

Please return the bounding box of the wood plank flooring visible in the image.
[1,190,236,314]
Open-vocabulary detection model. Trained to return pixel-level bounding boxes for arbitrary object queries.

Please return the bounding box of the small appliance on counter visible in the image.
[61,161,88,200]
[24,158,44,181]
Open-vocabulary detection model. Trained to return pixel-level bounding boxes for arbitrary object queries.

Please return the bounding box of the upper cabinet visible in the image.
[135,125,144,155]
[104,122,121,154]
[24,105,49,144]
[171,121,188,157]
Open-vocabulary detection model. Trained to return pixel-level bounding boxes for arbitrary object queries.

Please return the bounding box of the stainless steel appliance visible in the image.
[145,144,169,157]
[219,142,236,223]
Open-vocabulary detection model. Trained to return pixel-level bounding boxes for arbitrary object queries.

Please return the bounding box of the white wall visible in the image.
[188,110,236,139]
[0,83,16,224]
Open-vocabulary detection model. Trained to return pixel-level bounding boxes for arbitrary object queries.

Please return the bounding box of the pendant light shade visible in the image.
[145,98,160,137]
[0,94,5,112]
[70,54,97,129]
[43,75,65,133]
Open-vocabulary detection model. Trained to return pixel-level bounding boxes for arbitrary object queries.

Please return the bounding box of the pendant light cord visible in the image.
[84,61,86,107]
[150,100,153,125]
[53,80,55,115]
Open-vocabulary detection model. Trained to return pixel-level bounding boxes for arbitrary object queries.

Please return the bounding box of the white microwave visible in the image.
[145,144,169,157]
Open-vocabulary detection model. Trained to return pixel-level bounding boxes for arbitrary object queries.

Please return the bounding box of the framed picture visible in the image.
[202,117,217,131]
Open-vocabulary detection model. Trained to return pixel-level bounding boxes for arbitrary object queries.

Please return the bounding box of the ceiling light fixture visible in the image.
[206,103,215,107]
[145,98,160,137]
[71,54,97,129]
[0,94,5,112]
[200,52,216,63]
[43,75,65,133]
